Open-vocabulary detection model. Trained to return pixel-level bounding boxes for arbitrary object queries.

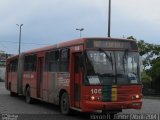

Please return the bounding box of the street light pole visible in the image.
[76,28,84,38]
[16,24,23,54]
[108,0,111,37]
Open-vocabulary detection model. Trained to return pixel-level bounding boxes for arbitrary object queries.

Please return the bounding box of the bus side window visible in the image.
[45,50,59,72]
[10,59,18,72]
[24,54,37,72]
[59,49,70,72]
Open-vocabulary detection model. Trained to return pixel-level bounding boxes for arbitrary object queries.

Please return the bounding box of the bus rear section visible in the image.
[5,56,19,96]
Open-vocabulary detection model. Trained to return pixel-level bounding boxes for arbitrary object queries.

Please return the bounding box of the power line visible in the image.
[0,41,20,53]
[0,41,8,50]
[0,40,50,46]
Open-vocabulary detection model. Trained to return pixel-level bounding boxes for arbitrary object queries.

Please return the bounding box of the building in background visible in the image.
[0,50,13,81]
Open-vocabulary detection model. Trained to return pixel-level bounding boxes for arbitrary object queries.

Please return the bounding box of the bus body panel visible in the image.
[47,72,70,105]
[8,72,17,93]
[23,71,37,98]
[42,72,48,102]
[80,85,142,112]
[17,54,24,94]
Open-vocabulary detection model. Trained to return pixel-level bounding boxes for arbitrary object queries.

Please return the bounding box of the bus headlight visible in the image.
[135,94,140,99]
[91,96,95,101]
[132,94,140,99]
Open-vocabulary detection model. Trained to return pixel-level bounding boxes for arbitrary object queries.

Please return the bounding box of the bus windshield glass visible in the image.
[85,50,141,85]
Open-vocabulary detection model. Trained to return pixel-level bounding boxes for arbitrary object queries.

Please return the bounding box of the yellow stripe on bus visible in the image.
[112,87,117,101]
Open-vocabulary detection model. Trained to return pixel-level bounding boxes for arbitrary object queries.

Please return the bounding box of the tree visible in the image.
[141,70,151,89]
[127,36,160,69]
[127,36,160,92]
[150,57,160,92]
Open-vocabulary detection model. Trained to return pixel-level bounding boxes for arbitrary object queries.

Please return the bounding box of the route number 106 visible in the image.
[91,89,102,94]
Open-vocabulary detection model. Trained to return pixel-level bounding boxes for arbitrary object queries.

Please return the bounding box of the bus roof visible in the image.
[7,37,136,59]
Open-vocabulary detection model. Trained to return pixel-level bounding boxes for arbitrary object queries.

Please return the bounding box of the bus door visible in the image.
[74,52,82,108]
[37,57,44,98]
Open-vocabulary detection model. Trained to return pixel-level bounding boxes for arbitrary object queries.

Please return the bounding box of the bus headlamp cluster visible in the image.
[135,94,140,99]
[132,94,140,99]
[91,96,95,101]
[90,95,101,101]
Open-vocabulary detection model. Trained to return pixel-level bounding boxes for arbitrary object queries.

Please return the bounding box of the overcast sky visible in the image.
[0,0,160,54]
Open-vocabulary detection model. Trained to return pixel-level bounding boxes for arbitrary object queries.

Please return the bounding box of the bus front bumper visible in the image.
[81,99,142,112]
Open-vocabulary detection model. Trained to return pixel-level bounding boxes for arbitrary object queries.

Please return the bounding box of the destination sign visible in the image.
[86,39,138,49]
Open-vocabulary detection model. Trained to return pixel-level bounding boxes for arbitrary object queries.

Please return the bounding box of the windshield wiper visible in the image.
[85,51,96,74]
[97,73,115,77]
[98,48,113,70]
[123,49,128,72]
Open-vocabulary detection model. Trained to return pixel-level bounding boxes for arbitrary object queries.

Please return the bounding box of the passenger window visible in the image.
[59,49,70,72]
[45,48,70,72]
[24,54,37,71]
[45,50,59,72]
[9,59,18,72]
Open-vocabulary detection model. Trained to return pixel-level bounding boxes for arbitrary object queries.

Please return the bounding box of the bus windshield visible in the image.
[85,50,141,85]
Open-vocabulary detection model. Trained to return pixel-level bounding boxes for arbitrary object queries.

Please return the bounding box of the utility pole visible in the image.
[16,24,23,54]
[108,0,111,37]
[76,28,84,38]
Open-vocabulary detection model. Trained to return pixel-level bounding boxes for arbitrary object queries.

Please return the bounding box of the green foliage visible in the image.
[150,57,160,80]
[141,70,152,89]
[141,70,151,83]
[127,36,136,40]
[127,36,160,92]
[127,36,160,69]
[150,57,160,92]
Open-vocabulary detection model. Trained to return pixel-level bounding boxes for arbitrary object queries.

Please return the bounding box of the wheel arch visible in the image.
[59,89,68,105]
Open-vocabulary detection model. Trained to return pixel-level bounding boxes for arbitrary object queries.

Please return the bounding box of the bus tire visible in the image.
[25,87,33,104]
[60,92,70,115]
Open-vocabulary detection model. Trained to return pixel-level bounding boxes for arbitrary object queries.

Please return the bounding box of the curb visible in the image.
[143,96,160,100]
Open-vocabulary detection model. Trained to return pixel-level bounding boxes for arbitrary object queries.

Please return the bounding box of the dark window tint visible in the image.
[59,49,70,72]
[24,54,37,71]
[45,49,70,72]
[45,50,59,72]
[9,59,18,72]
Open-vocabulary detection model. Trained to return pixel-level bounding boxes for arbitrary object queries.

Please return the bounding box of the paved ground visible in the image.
[0,82,160,120]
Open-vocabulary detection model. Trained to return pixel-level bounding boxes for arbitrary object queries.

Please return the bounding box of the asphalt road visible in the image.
[0,82,159,120]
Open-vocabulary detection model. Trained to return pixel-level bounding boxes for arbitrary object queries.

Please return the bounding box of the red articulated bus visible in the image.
[5,38,142,114]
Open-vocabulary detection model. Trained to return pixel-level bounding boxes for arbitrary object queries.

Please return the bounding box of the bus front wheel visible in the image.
[60,92,70,115]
